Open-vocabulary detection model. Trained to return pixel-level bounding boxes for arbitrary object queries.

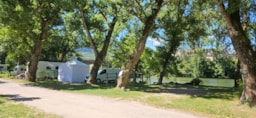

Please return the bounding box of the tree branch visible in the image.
[79,8,99,57]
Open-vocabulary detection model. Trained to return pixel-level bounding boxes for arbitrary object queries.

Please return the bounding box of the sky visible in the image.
[146,37,162,50]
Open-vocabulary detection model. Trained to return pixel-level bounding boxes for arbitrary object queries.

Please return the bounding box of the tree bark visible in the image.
[116,0,164,89]
[217,0,256,106]
[157,60,168,85]
[234,60,241,88]
[239,63,247,104]
[79,9,99,58]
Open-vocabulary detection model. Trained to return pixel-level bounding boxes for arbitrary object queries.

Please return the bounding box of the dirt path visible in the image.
[0,78,202,118]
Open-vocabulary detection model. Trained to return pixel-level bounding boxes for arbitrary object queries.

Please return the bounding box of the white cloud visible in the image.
[150,38,162,46]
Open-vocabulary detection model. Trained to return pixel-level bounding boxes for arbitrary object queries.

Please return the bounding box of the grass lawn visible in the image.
[27,80,256,118]
[1,73,255,118]
[0,95,61,118]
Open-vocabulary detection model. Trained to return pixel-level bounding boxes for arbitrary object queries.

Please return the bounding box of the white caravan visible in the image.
[0,64,8,72]
[96,68,120,83]
[36,61,64,79]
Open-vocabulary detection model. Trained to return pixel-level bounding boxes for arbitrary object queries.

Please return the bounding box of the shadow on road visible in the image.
[0,94,40,102]
[0,80,7,84]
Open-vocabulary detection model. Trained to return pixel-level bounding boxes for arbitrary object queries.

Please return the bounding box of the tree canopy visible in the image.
[1,0,256,106]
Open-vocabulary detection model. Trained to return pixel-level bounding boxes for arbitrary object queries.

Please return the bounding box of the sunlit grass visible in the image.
[0,96,61,118]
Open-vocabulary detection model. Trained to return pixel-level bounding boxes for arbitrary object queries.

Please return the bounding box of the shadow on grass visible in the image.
[25,80,116,91]
[26,80,240,100]
[129,83,239,100]
[0,94,40,102]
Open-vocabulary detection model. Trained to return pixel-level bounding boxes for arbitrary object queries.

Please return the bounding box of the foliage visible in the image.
[140,47,162,77]
[108,32,138,68]
[41,12,88,62]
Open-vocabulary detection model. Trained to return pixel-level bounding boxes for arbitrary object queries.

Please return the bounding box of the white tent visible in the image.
[58,59,89,83]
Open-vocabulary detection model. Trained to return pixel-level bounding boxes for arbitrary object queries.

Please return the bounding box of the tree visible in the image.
[108,23,140,69]
[217,0,256,106]
[41,12,88,62]
[77,1,120,84]
[0,1,62,81]
[116,0,164,89]
[154,0,189,84]
[140,47,161,80]
[0,26,29,65]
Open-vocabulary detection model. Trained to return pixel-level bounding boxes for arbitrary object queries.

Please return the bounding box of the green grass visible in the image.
[0,72,11,79]
[27,80,256,118]
[0,95,61,118]
[1,75,256,118]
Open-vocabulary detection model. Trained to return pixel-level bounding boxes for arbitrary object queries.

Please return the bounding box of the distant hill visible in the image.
[76,48,95,61]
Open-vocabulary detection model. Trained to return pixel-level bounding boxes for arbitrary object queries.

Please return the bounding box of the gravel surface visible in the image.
[0,78,203,118]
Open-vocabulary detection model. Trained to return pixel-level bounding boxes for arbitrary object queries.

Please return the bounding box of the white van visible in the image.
[96,68,120,83]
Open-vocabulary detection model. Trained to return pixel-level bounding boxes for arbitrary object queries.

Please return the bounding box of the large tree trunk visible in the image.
[26,20,49,82]
[218,1,256,106]
[116,0,164,89]
[87,54,103,84]
[26,22,48,82]
[26,43,42,82]
[87,18,117,84]
[239,63,247,104]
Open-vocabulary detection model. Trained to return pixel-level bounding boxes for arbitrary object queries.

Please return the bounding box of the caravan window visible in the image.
[46,66,51,70]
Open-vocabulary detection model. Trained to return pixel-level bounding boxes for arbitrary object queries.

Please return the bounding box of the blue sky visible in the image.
[146,37,162,50]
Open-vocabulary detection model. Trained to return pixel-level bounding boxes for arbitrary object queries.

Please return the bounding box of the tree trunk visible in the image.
[239,63,247,104]
[157,41,180,84]
[234,60,241,88]
[58,51,68,62]
[116,0,163,89]
[157,56,170,85]
[218,1,256,106]
[25,20,48,82]
[116,69,130,90]
[87,55,103,84]
[26,40,43,82]
[79,8,117,84]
